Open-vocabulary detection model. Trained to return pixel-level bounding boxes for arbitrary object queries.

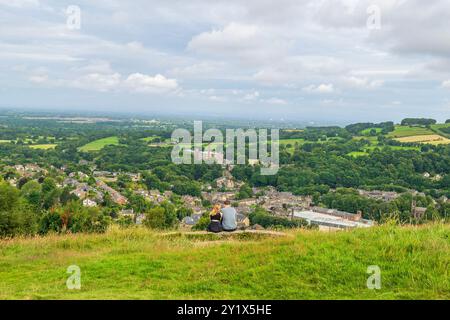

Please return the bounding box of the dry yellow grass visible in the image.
[395,134,450,145]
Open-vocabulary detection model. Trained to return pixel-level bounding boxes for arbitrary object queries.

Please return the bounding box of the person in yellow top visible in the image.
[207,204,223,233]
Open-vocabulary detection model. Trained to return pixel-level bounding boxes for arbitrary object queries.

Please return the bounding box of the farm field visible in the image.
[0,224,448,300]
[29,144,57,150]
[79,136,120,152]
[387,126,434,138]
[394,134,450,145]
[361,127,382,135]
[279,138,305,145]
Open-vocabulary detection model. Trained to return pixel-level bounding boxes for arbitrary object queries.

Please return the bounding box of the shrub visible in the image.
[192,213,210,231]
[144,207,166,229]
[249,207,308,229]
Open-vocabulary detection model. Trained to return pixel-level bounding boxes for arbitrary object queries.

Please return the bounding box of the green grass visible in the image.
[0,223,448,300]
[361,128,382,135]
[79,136,120,152]
[430,123,450,138]
[140,136,162,143]
[29,144,57,150]
[0,140,11,144]
[348,151,369,157]
[387,126,434,138]
[279,138,305,145]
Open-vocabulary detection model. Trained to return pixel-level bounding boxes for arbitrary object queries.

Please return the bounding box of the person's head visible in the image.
[210,204,221,216]
[223,200,231,207]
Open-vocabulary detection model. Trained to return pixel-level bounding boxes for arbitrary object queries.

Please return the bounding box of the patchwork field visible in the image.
[387,126,434,138]
[361,127,382,135]
[29,144,57,150]
[0,224,448,300]
[394,134,450,145]
[79,136,120,152]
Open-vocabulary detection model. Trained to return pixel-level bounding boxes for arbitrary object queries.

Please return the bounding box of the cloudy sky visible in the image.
[1,0,449,123]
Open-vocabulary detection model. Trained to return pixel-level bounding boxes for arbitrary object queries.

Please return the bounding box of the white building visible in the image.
[82,199,98,207]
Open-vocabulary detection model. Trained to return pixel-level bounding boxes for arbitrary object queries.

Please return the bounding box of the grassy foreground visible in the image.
[0,224,449,300]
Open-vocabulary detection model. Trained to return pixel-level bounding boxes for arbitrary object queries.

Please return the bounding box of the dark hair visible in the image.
[224,200,231,205]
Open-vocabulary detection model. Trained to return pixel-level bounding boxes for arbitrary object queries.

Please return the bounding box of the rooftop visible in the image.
[294,210,374,229]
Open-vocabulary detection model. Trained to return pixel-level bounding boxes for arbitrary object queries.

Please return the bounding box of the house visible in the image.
[182,213,203,226]
[63,178,79,187]
[96,180,128,205]
[294,209,374,230]
[120,209,134,217]
[69,171,89,180]
[412,201,427,219]
[202,191,235,204]
[71,183,90,199]
[126,173,141,182]
[136,214,146,225]
[259,188,312,215]
[215,176,235,189]
[311,207,363,222]
[236,213,250,228]
[82,199,97,207]
[358,190,399,202]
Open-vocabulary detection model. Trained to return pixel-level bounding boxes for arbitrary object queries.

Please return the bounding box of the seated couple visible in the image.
[207,200,237,233]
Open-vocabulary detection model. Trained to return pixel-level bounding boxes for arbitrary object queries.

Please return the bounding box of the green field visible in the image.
[387,126,434,138]
[348,151,369,157]
[79,136,120,152]
[140,136,162,143]
[361,127,382,135]
[29,144,57,150]
[0,223,448,300]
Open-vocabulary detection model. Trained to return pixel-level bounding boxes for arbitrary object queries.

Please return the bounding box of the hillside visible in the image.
[0,224,449,300]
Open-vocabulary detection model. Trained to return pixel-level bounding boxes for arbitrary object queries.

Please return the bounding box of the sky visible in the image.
[0,0,449,124]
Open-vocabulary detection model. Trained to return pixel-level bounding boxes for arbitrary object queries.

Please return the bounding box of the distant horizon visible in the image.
[0,106,448,128]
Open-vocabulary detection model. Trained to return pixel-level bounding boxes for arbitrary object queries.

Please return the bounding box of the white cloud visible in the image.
[242,91,260,101]
[28,74,48,84]
[0,0,39,8]
[263,97,288,105]
[441,80,450,89]
[188,22,258,53]
[71,73,122,92]
[60,69,178,94]
[343,76,383,89]
[303,83,335,94]
[187,22,290,64]
[209,95,227,102]
[124,73,178,93]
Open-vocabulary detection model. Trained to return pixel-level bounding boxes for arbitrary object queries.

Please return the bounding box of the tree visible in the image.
[176,206,193,220]
[236,184,253,200]
[144,202,178,229]
[20,180,42,207]
[144,207,166,229]
[0,182,37,237]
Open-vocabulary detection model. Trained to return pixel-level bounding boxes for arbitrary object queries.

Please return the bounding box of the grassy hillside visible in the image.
[387,125,435,138]
[0,224,449,300]
[79,136,120,152]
